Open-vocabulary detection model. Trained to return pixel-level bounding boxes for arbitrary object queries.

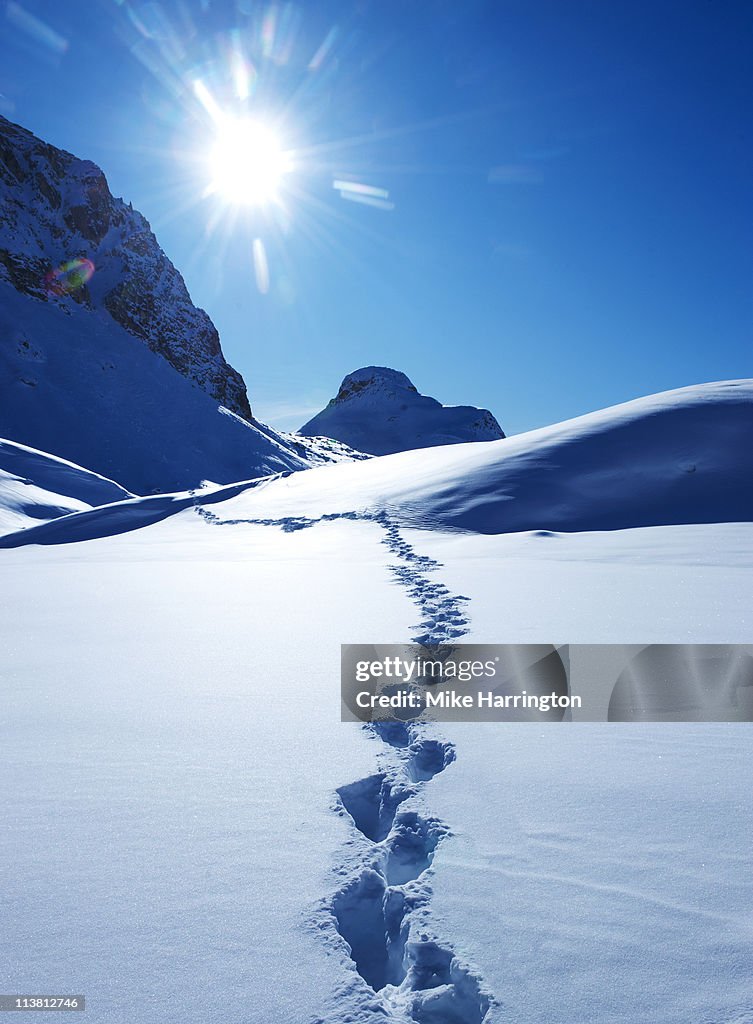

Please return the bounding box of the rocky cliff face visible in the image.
[300,366,504,456]
[0,115,251,418]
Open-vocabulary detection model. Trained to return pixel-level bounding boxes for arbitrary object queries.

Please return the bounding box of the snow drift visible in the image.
[0,438,131,534]
[0,282,320,493]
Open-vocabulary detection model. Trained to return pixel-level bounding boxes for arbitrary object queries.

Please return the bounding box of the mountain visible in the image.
[298,366,504,455]
[0,116,360,492]
[0,115,250,417]
[4,380,751,546]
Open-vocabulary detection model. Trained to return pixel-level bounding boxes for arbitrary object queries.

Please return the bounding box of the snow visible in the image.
[295,378,753,533]
[3,109,750,1024]
[2,503,752,1022]
[0,517,415,1024]
[428,722,753,1024]
[299,365,503,456]
[403,523,753,643]
[1,377,752,1023]
[0,438,130,533]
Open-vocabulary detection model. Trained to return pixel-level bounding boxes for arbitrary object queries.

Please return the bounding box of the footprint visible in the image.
[368,720,414,748]
[406,739,456,783]
[337,773,412,842]
[406,941,491,1024]
[332,869,391,991]
[383,811,447,886]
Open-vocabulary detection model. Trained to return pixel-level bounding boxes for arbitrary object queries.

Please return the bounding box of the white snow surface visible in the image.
[1,513,752,1022]
[404,523,753,642]
[0,518,415,1024]
[299,365,504,456]
[1,377,752,1023]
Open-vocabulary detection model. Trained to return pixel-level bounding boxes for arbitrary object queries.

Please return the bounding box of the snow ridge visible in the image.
[4,377,750,542]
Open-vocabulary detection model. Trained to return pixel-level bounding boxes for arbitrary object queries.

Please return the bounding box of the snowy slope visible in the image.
[0,438,131,534]
[221,378,753,533]
[299,366,504,456]
[5,379,750,546]
[0,283,355,493]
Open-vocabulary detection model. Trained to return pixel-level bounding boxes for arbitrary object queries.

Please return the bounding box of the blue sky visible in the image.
[1,0,751,433]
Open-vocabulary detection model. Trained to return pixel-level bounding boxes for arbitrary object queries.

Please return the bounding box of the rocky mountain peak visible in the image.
[0,115,251,419]
[301,365,504,456]
[332,366,419,404]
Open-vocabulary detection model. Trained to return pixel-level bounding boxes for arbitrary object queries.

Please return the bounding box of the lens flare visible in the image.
[252,237,269,294]
[45,257,95,295]
[334,179,394,211]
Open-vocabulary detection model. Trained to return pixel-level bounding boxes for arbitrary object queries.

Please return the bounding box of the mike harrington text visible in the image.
[356,690,582,713]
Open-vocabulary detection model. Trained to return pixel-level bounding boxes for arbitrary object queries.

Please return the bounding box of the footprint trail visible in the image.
[195,502,495,1021]
[328,721,493,1023]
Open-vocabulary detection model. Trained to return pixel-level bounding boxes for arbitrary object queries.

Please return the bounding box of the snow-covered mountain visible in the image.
[299,366,504,456]
[0,116,362,492]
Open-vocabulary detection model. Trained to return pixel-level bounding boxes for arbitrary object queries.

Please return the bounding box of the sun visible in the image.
[207,117,290,207]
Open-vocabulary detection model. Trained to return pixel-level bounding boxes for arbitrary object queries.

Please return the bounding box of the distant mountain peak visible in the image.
[301,365,504,456]
[332,366,419,403]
